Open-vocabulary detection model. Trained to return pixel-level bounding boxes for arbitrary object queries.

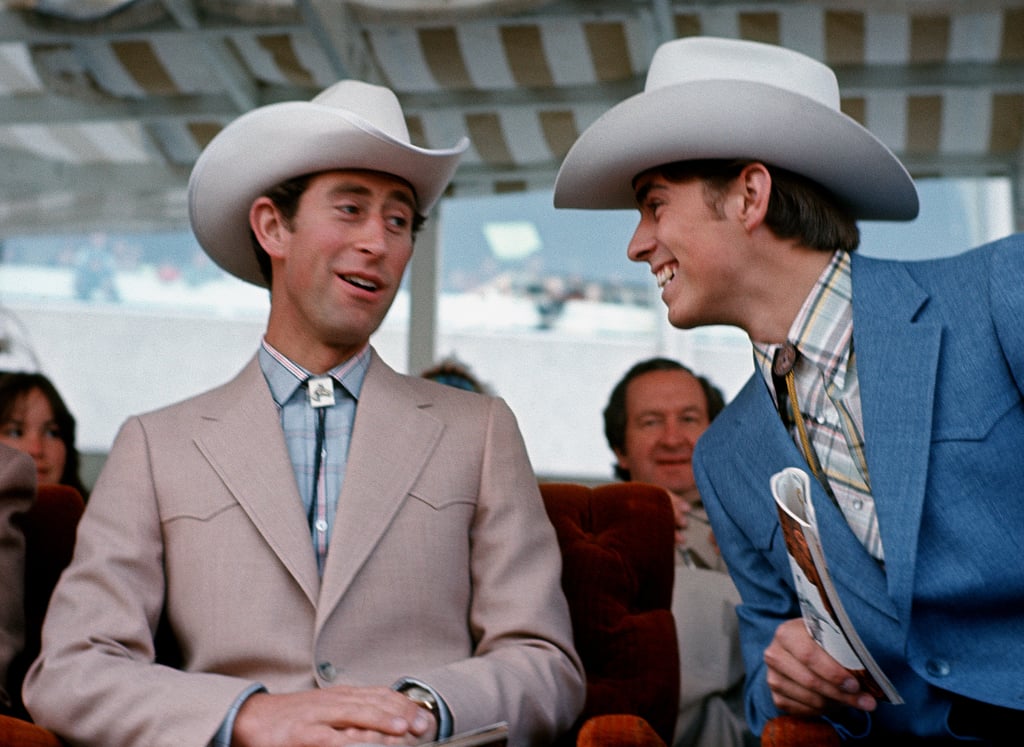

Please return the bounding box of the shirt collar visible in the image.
[753,250,854,391]
[258,338,371,407]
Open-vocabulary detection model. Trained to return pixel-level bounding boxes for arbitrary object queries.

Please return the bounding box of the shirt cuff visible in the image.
[392,676,454,740]
[211,683,267,747]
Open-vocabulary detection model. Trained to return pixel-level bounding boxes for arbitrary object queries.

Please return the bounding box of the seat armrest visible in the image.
[0,714,65,747]
[760,715,839,747]
[576,714,665,747]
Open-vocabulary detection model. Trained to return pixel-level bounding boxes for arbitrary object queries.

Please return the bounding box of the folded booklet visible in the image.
[771,467,902,704]
[426,722,508,747]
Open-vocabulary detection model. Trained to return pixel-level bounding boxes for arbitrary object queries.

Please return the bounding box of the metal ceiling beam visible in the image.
[158,0,258,113]
[0,1,639,46]
[649,0,678,44]
[0,146,188,197]
[296,0,351,80]
[0,8,306,44]
[0,93,241,127]
[835,62,1024,92]
[2,58,1021,129]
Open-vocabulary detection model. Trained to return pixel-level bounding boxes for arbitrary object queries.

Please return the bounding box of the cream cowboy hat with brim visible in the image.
[188,79,469,287]
[554,36,918,221]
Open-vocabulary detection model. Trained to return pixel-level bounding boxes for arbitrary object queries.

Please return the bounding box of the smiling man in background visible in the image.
[603,357,753,747]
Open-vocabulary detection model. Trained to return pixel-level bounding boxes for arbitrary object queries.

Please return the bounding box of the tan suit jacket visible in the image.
[0,444,35,711]
[25,352,584,746]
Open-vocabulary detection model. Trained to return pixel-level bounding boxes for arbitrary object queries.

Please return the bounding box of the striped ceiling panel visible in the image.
[0,0,1022,234]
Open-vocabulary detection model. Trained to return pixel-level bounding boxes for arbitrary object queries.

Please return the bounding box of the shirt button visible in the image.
[317,661,337,681]
[926,659,951,678]
[315,519,328,533]
[853,499,864,510]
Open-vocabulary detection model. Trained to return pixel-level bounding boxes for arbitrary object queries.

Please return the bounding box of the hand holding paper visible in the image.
[771,467,902,704]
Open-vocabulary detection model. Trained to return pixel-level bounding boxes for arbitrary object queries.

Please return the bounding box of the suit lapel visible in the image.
[851,255,941,623]
[193,357,320,605]
[316,353,443,620]
[734,378,893,618]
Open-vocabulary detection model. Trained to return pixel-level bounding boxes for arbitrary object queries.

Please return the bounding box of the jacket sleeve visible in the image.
[400,396,586,746]
[23,417,254,747]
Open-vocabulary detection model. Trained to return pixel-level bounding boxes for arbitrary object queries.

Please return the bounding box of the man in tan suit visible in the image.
[0,443,35,714]
[24,80,585,747]
[603,358,753,747]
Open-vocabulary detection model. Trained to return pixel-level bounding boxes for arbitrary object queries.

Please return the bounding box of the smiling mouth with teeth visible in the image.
[341,275,378,291]
[656,266,676,288]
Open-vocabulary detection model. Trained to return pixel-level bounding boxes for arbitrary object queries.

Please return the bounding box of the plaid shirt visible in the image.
[259,339,370,574]
[753,251,883,561]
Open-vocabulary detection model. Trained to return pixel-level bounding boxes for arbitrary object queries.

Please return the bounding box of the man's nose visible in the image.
[660,422,693,446]
[626,220,654,263]
[355,215,391,254]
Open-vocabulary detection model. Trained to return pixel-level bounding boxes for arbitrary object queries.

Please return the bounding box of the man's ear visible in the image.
[250,196,288,260]
[613,447,630,472]
[736,162,772,231]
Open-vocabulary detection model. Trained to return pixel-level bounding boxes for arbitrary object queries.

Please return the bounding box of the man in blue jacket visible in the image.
[555,35,1024,743]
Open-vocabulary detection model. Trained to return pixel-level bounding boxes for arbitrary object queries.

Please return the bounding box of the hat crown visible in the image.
[189,78,467,287]
[645,37,839,112]
[312,79,411,143]
[553,36,917,220]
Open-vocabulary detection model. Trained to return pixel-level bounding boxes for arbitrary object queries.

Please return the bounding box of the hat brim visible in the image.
[554,79,918,221]
[188,101,467,287]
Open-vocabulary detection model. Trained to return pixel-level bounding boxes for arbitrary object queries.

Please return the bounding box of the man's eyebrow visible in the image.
[637,404,703,417]
[386,188,417,212]
[326,181,371,199]
[326,181,417,212]
[634,180,654,206]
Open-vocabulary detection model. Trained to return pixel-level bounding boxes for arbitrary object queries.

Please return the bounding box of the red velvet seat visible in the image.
[539,482,679,747]
[2,484,83,744]
[539,482,840,747]
[7,484,84,722]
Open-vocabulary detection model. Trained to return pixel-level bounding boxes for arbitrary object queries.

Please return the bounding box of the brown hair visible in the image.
[651,159,861,253]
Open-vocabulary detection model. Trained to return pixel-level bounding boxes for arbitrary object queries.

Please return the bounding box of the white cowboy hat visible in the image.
[188,79,468,287]
[554,36,918,221]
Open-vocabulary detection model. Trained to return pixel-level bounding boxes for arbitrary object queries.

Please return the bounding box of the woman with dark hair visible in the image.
[0,372,86,498]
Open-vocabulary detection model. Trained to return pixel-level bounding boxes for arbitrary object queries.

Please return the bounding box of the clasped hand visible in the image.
[232,684,437,747]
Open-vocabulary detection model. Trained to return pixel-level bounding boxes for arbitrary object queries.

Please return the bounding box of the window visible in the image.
[0,176,1014,484]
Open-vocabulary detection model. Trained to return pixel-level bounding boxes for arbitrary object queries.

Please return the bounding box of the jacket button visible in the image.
[926,659,951,677]
[317,661,337,681]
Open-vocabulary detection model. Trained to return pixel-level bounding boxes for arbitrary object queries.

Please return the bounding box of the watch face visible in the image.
[403,685,437,712]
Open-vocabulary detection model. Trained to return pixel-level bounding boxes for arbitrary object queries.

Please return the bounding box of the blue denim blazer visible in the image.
[696,233,1024,739]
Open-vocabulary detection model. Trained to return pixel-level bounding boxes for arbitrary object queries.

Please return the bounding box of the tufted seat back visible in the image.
[540,482,679,747]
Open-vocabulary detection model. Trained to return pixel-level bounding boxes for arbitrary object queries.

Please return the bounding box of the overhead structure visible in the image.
[1,0,1023,236]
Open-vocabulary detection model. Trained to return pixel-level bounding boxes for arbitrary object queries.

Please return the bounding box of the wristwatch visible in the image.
[398,684,440,738]
[393,677,452,740]
[401,685,438,715]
